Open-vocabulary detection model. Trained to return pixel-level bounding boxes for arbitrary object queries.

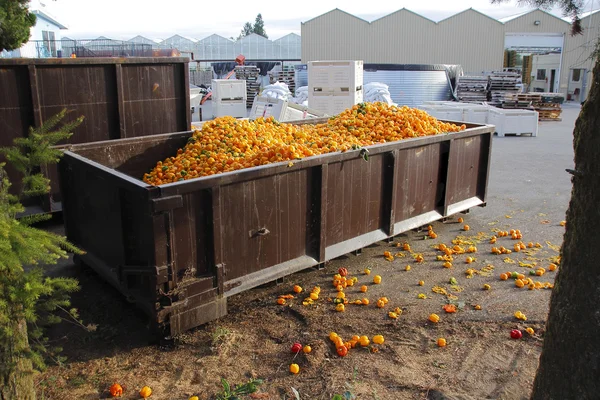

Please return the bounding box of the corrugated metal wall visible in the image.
[301,8,600,98]
[302,9,504,74]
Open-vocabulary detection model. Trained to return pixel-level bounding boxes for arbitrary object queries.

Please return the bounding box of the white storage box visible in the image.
[418,105,464,122]
[487,108,538,137]
[213,100,247,118]
[308,60,363,92]
[250,96,326,122]
[308,90,363,116]
[450,103,490,124]
[211,79,247,102]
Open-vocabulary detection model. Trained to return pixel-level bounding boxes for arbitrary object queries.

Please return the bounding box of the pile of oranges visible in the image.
[142,102,467,185]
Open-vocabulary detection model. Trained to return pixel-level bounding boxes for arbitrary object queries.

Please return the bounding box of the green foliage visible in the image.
[0,109,85,393]
[253,14,267,39]
[237,13,268,39]
[215,377,263,399]
[1,109,84,198]
[0,0,37,52]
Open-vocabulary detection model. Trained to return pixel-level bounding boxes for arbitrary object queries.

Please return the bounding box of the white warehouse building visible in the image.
[301,8,600,101]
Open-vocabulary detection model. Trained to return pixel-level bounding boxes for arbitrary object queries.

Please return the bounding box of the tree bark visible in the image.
[0,319,36,400]
[531,61,600,399]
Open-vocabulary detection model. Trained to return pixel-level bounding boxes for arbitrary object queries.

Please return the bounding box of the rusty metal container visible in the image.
[58,119,493,336]
[0,57,191,212]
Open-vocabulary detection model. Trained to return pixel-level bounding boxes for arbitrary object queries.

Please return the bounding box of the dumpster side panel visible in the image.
[445,133,491,215]
[218,171,310,281]
[0,65,34,197]
[393,143,447,233]
[325,155,385,247]
[36,65,120,142]
[121,63,188,138]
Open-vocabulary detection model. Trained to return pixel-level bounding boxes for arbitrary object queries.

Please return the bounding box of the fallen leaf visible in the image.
[540,220,550,224]
[503,257,515,264]
[505,215,512,219]
[538,213,547,217]
[545,241,561,252]
[432,286,448,295]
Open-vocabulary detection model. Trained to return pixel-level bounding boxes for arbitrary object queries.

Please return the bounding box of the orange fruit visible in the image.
[437,338,447,347]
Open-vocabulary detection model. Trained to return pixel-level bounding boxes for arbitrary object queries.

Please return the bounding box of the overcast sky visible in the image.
[34,0,582,41]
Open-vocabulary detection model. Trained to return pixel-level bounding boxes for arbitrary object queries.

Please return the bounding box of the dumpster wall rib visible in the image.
[58,122,494,336]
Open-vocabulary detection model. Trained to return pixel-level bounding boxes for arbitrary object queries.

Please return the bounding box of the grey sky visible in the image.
[33,0,585,41]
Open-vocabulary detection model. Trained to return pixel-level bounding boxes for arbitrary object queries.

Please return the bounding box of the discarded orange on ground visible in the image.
[376,299,385,308]
[429,313,440,323]
[290,364,300,374]
[338,267,348,277]
[303,345,312,354]
[109,383,123,397]
[500,273,508,281]
[373,275,382,284]
[139,386,152,399]
[418,280,425,286]
[359,336,370,346]
[373,335,385,345]
[405,265,411,271]
[443,261,453,269]
[337,345,349,357]
[364,268,371,275]
[458,217,464,223]
[548,263,557,271]
[336,303,345,312]
[360,285,368,293]
[437,338,447,347]
[483,284,491,290]
[293,285,302,293]
[463,225,470,231]
[277,298,286,305]
[442,304,457,313]
[415,254,424,263]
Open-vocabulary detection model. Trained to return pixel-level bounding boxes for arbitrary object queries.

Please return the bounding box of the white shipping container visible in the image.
[418,105,463,122]
[308,90,363,116]
[250,96,326,122]
[308,60,363,91]
[487,108,538,137]
[211,79,247,102]
[213,100,247,119]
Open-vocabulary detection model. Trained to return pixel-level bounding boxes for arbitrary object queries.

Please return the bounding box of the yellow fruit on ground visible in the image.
[526,327,535,335]
[437,338,447,347]
[309,292,319,300]
[483,284,491,290]
[360,285,368,293]
[362,298,370,305]
[474,304,482,310]
[336,303,345,312]
[515,279,525,288]
[376,299,385,308]
[405,265,411,271]
[364,268,371,275]
[443,261,453,268]
[373,275,382,284]
[500,273,508,281]
[429,313,440,323]
[290,364,300,374]
[463,225,470,231]
[293,285,303,293]
[388,311,398,319]
[359,336,370,346]
[548,263,557,271]
[336,291,345,299]
[329,332,339,341]
[303,345,312,353]
[373,335,385,345]
[458,217,464,223]
[139,386,152,399]
[418,280,425,286]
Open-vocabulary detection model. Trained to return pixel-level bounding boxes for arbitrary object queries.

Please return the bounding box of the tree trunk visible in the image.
[531,61,600,399]
[0,319,36,400]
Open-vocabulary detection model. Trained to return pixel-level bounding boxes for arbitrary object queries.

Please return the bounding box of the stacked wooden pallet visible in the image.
[489,71,521,107]
[532,93,564,121]
[269,68,296,95]
[235,65,261,108]
[456,76,488,103]
[501,93,541,110]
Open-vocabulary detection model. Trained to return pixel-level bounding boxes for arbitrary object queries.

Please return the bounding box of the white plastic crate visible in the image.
[211,79,247,102]
[308,90,363,116]
[249,96,326,122]
[487,108,538,137]
[213,100,247,118]
[308,60,363,92]
[418,105,463,122]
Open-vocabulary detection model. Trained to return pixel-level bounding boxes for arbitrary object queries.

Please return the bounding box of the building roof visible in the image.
[303,7,570,26]
[31,9,67,29]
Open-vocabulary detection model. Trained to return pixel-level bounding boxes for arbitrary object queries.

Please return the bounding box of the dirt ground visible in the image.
[34,107,578,400]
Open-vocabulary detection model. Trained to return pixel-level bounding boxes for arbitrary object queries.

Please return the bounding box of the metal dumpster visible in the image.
[58,119,494,336]
[0,57,191,213]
